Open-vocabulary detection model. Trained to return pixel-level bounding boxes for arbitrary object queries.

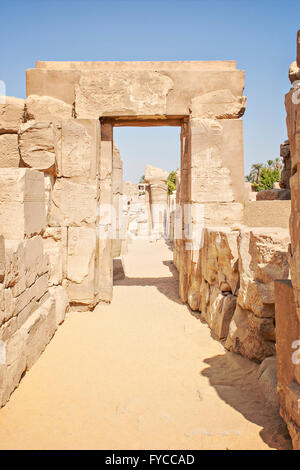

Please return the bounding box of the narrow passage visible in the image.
[0,240,290,449]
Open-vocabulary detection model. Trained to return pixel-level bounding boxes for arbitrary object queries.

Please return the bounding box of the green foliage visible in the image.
[139,175,145,183]
[253,167,281,192]
[167,170,177,195]
[246,159,283,191]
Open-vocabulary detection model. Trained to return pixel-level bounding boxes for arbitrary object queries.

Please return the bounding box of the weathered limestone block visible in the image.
[187,227,289,363]
[189,118,244,204]
[275,280,300,449]
[201,229,239,295]
[145,165,168,185]
[25,95,72,122]
[112,144,123,259]
[144,165,168,237]
[190,118,232,202]
[23,296,57,369]
[285,88,300,170]
[0,236,5,283]
[27,62,245,117]
[257,356,279,411]
[225,305,276,362]
[4,240,26,298]
[112,143,123,195]
[99,143,113,184]
[96,235,112,303]
[0,347,26,407]
[26,69,82,105]
[0,97,24,133]
[224,229,289,362]
[289,61,300,84]
[44,173,55,216]
[211,294,237,340]
[0,294,56,407]
[289,204,300,306]
[49,283,69,326]
[60,119,100,181]
[75,71,174,118]
[190,89,246,119]
[67,226,96,305]
[4,272,49,328]
[201,202,244,227]
[187,261,201,311]
[187,228,239,325]
[0,169,45,239]
[0,134,20,167]
[24,235,48,288]
[43,227,67,286]
[237,229,290,318]
[256,189,290,200]
[48,178,97,227]
[280,140,291,190]
[200,284,224,328]
[19,122,57,174]
[243,200,290,228]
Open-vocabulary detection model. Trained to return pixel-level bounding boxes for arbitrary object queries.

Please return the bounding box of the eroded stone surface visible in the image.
[67,226,96,305]
[0,169,45,239]
[75,71,174,118]
[19,122,57,174]
[48,178,97,227]
[0,97,24,134]
[25,95,72,122]
[0,134,20,167]
[191,89,246,118]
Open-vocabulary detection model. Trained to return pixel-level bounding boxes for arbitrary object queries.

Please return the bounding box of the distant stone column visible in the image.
[280,140,291,191]
[144,165,168,239]
[112,143,123,258]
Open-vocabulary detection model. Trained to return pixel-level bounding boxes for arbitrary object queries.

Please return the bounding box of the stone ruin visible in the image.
[275,30,300,449]
[0,48,298,448]
[256,139,291,201]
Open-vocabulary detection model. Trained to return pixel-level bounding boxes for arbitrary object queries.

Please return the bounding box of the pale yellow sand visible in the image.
[0,240,291,449]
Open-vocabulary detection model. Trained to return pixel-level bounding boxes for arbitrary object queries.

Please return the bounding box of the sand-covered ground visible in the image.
[0,240,291,449]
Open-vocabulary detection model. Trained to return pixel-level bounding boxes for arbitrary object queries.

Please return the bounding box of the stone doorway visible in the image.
[25,60,246,310]
[100,117,190,300]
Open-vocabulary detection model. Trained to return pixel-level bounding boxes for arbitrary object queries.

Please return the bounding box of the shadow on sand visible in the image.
[201,351,292,450]
[113,258,182,304]
[114,244,291,449]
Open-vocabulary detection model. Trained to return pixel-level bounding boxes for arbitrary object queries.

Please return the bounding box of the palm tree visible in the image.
[249,163,264,184]
[273,157,282,170]
[267,159,274,168]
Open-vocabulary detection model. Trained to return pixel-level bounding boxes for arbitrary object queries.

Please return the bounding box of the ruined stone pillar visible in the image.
[97,120,113,302]
[182,92,246,306]
[112,143,123,258]
[173,169,181,271]
[144,165,168,239]
[178,121,191,302]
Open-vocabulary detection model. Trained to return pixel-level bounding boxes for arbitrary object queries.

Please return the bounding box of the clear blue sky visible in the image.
[1,0,299,182]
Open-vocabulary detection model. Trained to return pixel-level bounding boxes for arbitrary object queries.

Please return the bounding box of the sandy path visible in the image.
[0,240,291,449]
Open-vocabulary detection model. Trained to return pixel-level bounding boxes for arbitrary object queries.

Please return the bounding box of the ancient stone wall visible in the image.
[275,30,300,450]
[1,95,108,309]
[186,227,289,363]
[26,60,247,305]
[0,168,67,407]
[145,165,168,239]
[112,143,124,258]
